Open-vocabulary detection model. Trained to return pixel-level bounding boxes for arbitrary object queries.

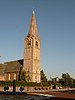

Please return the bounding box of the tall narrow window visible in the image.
[14,73,16,80]
[8,73,10,80]
[36,41,38,46]
[28,40,31,47]
[29,40,31,45]
[35,75,37,82]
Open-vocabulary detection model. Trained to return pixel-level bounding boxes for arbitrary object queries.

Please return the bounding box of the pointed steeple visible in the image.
[28,10,38,37]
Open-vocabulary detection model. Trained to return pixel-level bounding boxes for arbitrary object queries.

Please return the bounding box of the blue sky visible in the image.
[0,0,75,79]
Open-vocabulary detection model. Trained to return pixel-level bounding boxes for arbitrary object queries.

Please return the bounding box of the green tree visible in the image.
[19,69,30,82]
[62,73,73,87]
[41,70,47,82]
[72,79,75,88]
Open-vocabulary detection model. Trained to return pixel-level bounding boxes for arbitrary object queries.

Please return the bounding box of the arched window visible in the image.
[36,41,38,46]
[28,40,31,46]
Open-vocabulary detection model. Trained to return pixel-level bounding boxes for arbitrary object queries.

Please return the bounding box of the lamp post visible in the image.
[13,80,16,92]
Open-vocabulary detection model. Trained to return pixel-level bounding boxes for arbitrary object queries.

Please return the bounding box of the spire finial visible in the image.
[28,10,39,37]
[32,10,35,14]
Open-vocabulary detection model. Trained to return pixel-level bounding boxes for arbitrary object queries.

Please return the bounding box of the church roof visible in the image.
[4,59,23,73]
[28,10,39,38]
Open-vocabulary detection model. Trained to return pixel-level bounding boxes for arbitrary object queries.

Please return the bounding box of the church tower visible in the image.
[23,11,41,82]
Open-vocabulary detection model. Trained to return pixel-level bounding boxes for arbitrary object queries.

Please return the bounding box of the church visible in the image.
[0,11,41,83]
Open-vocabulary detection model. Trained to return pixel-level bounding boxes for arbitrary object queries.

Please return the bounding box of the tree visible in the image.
[72,79,75,88]
[19,69,30,82]
[41,70,47,82]
[19,70,26,81]
[62,73,73,87]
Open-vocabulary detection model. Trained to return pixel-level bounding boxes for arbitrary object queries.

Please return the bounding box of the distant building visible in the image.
[0,11,41,82]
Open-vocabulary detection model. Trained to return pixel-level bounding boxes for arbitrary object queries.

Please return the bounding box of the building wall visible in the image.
[5,72,19,81]
[23,36,41,82]
[33,37,40,82]
[0,75,5,81]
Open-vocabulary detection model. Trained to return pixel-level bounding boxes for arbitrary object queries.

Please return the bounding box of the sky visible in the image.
[0,0,75,79]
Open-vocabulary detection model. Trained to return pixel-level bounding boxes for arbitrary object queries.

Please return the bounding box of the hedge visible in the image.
[0,81,13,86]
[0,81,49,87]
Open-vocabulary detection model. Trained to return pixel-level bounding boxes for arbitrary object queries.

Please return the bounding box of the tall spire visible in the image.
[28,10,38,37]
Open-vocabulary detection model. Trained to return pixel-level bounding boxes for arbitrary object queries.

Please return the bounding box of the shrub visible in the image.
[38,87,41,90]
[0,81,49,87]
[34,87,38,90]
[4,86,9,91]
[0,81,13,86]
[20,86,24,92]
